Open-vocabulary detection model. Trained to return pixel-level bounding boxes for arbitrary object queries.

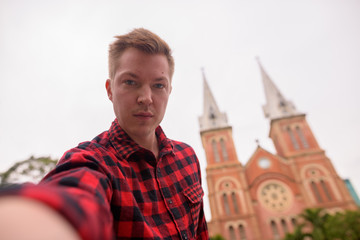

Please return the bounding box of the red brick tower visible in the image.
[259,59,357,213]
[199,70,260,240]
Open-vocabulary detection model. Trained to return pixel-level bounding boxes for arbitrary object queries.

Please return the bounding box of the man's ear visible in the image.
[105,79,112,101]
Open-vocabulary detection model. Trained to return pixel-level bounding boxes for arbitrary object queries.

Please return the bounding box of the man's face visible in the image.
[106,48,172,141]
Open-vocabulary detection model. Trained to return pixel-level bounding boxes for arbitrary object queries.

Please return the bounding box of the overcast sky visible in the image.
[1,0,360,219]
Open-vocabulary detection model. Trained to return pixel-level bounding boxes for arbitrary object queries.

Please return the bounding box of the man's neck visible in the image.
[131,133,159,159]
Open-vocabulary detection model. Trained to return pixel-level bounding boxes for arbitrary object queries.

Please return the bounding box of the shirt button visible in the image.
[168,199,173,204]
[183,233,188,240]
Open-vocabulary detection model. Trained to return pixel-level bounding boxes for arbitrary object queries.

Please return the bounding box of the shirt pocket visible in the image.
[183,182,204,235]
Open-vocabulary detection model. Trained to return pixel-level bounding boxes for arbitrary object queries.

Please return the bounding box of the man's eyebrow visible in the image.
[154,77,169,82]
[122,72,138,78]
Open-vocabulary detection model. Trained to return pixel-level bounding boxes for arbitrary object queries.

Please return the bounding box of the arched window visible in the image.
[223,193,231,215]
[320,180,332,201]
[212,139,220,163]
[231,192,239,214]
[287,127,299,150]
[281,219,288,233]
[238,224,247,240]
[311,181,323,203]
[229,226,236,240]
[270,220,280,240]
[220,138,228,161]
[296,126,309,148]
[291,218,297,227]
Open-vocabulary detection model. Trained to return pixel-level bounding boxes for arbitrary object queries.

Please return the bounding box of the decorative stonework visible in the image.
[258,180,294,212]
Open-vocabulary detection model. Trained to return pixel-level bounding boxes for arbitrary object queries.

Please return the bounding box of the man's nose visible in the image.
[137,86,153,105]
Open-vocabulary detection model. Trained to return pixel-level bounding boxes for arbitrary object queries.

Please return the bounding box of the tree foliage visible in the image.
[325,210,360,240]
[0,156,57,186]
[283,208,360,240]
[210,234,226,240]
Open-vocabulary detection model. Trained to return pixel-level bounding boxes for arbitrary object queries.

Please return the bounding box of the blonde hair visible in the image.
[108,28,174,80]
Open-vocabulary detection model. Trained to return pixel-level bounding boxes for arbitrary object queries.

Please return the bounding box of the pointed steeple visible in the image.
[199,69,229,131]
[256,58,302,120]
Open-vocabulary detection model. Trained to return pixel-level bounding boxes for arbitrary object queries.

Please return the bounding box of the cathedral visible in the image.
[199,60,358,240]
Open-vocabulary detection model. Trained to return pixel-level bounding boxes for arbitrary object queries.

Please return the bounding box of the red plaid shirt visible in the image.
[1,119,209,240]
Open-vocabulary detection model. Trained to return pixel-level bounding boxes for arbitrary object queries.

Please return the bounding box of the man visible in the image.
[0,28,209,240]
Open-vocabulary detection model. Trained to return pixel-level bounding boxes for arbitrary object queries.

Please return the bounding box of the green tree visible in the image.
[325,210,360,240]
[283,208,360,240]
[0,156,57,186]
[300,208,330,240]
[210,234,226,240]
[283,224,311,240]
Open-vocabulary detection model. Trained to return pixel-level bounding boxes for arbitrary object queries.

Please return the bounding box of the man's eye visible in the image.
[154,83,164,89]
[124,80,136,86]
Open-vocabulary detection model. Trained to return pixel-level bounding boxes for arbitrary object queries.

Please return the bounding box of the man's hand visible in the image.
[0,196,80,240]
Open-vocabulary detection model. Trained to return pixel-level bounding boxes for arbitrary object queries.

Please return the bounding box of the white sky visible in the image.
[1,0,360,220]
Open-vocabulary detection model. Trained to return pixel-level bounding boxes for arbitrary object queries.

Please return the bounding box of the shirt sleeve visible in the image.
[0,146,115,240]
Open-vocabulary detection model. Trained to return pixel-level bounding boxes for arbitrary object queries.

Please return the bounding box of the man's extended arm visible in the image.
[0,196,80,240]
[0,145,115,240]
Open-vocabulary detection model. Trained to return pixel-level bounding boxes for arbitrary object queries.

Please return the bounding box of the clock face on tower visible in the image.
[258,157,271,169]
[258,181,293,212]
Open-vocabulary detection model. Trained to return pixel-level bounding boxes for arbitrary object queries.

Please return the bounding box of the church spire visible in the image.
[256,58,302,120]
[199,69,229,131]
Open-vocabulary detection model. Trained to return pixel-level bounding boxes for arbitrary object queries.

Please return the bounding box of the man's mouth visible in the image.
[133,112,153,119]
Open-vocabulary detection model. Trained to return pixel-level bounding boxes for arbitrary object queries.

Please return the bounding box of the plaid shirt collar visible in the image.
[108,119,174,160]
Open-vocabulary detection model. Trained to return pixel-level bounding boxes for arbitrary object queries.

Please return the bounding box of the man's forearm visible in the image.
[0,196,80,240]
